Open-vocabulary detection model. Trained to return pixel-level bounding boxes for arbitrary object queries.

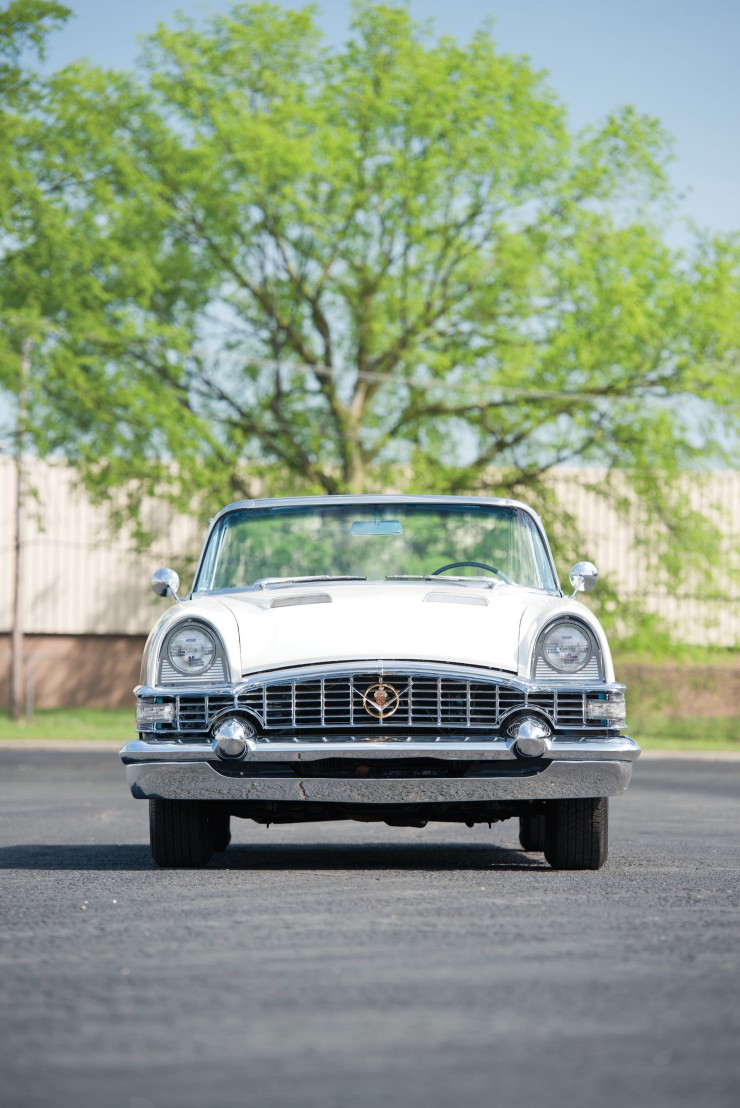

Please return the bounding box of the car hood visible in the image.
[206,581,560,676]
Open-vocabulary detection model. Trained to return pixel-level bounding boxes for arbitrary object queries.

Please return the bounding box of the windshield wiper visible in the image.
[253,575,367,589]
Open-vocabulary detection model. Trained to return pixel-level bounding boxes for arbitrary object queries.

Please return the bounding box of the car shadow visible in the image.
[0,844,155,871]
[213,841,546,872]
[0,841,547,872]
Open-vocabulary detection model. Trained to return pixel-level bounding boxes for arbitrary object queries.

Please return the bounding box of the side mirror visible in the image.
[151,567,181,602]
[569,561,598,598]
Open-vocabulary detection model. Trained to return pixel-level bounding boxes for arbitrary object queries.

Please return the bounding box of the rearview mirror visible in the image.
[350,520,403,536]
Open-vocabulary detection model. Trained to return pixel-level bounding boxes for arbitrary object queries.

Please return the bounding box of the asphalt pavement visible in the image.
[1,748,739,1108]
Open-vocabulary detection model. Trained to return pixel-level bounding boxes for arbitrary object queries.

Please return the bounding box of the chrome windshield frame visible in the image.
[190,494,563,598]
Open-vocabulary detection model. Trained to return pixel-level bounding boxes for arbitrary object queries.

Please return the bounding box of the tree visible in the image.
[5,1,740,605]
[0,1,71,365]
[0,1,71,718]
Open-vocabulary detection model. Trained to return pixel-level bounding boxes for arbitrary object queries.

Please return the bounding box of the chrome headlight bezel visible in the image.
[534,618,603,680]
[158,620,228,685]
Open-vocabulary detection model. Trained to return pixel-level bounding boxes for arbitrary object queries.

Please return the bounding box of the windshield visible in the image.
[196,502,558,593]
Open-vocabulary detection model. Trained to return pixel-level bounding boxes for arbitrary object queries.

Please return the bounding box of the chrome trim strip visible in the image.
[137,660,526,697]
[136,667,626,698]
[126,759,633,803]
[121,735,640,764]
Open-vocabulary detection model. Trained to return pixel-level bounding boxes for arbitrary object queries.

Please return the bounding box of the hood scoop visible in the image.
[270,593,332,609]
[425,591,488,607]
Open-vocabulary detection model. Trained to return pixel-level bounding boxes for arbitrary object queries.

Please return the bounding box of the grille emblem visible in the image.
[361,682,401,719]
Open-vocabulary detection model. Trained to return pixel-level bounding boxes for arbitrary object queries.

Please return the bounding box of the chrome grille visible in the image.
[535,657,601,681]
[246,675,502,729]
[147,673,601,734]
[159,658,227,686]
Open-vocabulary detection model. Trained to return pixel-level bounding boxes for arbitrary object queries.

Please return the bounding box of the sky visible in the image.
[38,0,740,243]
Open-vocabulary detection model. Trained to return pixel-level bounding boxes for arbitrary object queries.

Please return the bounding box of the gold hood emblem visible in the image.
[361,682,401,719]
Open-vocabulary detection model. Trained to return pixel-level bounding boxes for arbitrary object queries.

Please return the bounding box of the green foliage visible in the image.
[0,1,69,75]
[1,1,739,621]
[0,2,73,406]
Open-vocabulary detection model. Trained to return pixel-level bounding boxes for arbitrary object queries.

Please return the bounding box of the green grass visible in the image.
[632,716,740,752]
[0,709,135,742]
[0,708,738,752]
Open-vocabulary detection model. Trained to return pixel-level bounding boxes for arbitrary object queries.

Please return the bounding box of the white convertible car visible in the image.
[120,495,639,869]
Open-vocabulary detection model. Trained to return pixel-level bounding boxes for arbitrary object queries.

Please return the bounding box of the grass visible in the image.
[632,715,740,752]
[0,708,738,752]
[0,709,134,742]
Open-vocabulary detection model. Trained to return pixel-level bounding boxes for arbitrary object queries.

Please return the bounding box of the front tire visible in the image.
[544,797,608,870]
[519,810,546,852]
[149,799,214,868]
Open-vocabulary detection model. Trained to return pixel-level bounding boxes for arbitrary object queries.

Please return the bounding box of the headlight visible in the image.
[166,624,217,676]
[542,622,593,673]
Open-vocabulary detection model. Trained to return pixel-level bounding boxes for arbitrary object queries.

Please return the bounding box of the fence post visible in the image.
[10,336,30,721]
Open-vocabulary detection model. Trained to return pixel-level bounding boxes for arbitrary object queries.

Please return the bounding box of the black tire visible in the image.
[544,797,608,870]
[209,808,231,853]
[519,810,547,852]
[149,799,214,868]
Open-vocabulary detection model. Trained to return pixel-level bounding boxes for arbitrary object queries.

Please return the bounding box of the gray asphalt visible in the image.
[0,749,738,1108]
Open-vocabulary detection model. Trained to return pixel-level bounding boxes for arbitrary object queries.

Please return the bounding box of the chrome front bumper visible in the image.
[121,735,639,804]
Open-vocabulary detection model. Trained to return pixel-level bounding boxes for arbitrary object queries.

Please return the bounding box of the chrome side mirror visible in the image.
[151,567,181,602]
[569,561,598,598]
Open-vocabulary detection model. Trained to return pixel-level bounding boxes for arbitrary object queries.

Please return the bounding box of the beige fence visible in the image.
[0,457,203,635]
[1,457,739,644]
[547,468,740,646]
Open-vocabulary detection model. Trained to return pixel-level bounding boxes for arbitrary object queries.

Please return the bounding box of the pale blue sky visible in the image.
[39,1,740,239]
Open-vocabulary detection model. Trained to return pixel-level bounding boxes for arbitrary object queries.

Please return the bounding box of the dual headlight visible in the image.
[540,620,596,674]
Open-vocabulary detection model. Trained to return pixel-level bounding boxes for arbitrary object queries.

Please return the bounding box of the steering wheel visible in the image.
[430,561,513,584]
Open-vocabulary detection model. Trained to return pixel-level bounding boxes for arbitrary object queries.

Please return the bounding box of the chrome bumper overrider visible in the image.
[121,735,639,804]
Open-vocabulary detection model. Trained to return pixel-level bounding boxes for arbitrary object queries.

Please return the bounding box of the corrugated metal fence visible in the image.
[0,457,202,635]
[548,469,740,646]
[1,457,739,645]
